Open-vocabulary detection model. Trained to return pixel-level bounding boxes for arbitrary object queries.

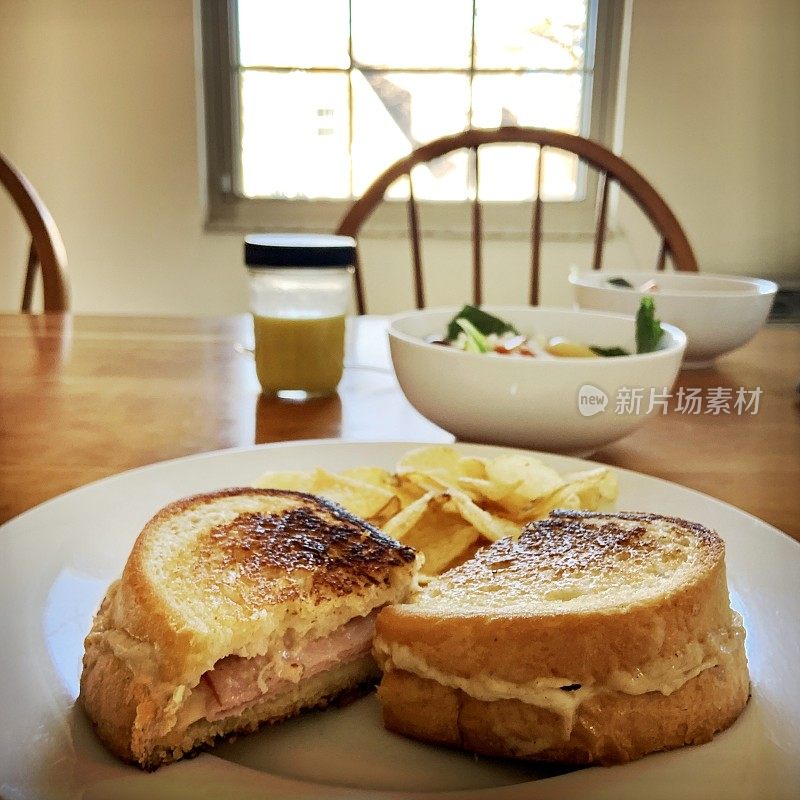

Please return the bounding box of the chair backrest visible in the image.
[336,127,698,314]
[0,151,69,312]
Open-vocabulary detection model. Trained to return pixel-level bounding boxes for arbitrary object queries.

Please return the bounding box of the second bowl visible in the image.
[570,270,777,368]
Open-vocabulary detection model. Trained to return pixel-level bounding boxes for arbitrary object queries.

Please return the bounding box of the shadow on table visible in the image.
[255,392,343,444]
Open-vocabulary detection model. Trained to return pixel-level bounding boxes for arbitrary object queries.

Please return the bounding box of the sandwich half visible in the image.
[81,488,419,769]
[374,510,749,765]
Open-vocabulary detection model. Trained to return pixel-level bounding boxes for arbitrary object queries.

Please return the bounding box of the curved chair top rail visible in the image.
[336,127,697,314]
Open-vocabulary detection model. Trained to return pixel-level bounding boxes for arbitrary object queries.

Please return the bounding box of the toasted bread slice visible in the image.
[374,510,749,764]
[81,488,419,768]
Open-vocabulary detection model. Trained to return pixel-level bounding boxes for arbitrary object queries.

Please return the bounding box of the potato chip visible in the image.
[445,489,520,542]
[397,446,486,495]
[402,470,452,494]
[541,468,618,514]
[458,476,522,503]
[342,468,425,512]
[252,469,316,493]
[253,446,618,578]
[310,468,396,519]
[396,445,462,477]
[407,519,479,576]
[506,467,619,523]
[368,495,402,527]
[485,454,566,504]
[534,486,584,517]
[339,466,395,492]
[382,492,480,575]
[562,467,619,506]
[395,476,427,508]
[381,491,438,541]
[456,455,487,480]
[398,445,486,499]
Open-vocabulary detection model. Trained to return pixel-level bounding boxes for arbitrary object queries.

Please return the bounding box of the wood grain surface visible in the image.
[1,313,798,539]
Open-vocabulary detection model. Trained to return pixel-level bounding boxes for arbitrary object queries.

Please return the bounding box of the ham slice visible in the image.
[194,610,378,723]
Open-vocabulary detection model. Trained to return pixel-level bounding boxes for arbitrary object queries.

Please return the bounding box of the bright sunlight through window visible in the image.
[234,0,596,204]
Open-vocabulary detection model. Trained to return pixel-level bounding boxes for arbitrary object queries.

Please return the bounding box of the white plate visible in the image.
[1,440,798,800]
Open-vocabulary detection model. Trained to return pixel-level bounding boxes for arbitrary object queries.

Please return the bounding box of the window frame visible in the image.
[200,0,628,239]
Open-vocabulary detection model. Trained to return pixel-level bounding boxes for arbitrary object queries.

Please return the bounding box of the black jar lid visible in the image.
[244,233,356,268]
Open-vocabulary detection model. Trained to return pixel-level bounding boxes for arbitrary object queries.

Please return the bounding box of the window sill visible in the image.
[204,195,617,242]
[203,216,617,243]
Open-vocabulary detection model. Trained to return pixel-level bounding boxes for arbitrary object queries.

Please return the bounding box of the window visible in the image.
[201,0,627,235]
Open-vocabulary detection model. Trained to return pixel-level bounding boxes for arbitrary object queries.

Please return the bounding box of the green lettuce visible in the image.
[445,305,518,341]
[636,296,664,354]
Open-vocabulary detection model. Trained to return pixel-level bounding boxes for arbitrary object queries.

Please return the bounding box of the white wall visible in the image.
[618,0,800,280]
[1,0,798,315]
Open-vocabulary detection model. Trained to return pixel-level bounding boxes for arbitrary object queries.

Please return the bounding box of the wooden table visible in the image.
[1,314,798,539]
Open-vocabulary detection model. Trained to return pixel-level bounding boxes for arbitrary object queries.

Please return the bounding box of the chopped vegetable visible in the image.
[454,317,490,353]
[445,305,518,341]
[434,299,663,359]
[607,277,634,288]
[494,334,527,354]
[590,345,630,357]
[546,338,600,358]
[636,296,664,354]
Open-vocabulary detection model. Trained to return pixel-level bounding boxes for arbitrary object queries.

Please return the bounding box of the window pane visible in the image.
[477,146,579,201]
[539,149,581,201]
[474,0,588,70]
[472,73,583,132]
[240,71,350,199]
[473,73,583,201]
[351,0,471,69]
[406,150,470,201]
[237,0,349,68]
[351,72,470,199]
[477,145,538,202]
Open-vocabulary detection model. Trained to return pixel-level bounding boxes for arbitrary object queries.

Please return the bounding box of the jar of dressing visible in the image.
[244,233,355,399]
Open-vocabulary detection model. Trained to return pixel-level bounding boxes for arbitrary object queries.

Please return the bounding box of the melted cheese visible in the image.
[374,612,745,747]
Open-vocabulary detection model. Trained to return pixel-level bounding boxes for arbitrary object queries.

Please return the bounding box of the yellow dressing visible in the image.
[253,314,345,395]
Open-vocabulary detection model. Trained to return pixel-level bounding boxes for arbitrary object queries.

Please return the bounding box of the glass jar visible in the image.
[244,233,355,399]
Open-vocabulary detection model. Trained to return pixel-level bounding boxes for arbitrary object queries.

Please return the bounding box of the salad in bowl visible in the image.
[429,298,664,359]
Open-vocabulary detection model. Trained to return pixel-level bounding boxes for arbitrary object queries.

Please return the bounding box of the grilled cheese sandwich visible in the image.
[374,510,750,765]
[80,488,420,769]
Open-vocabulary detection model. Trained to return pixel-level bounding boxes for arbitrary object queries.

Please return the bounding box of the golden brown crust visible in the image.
[379,647,750,766]
[113,488,418,684]
[377,565,730,684]
[429,510,724,598]
[377,512,731,684]
[127,488,416,606]
[80,590,144,764]
[80,488,420,767]
[547,510,725,559]
[375,511,749,765]
[134,487,416,583]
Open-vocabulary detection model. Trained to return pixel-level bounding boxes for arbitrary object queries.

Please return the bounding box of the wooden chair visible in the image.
[336,127,698,314]
[0,151,69,312]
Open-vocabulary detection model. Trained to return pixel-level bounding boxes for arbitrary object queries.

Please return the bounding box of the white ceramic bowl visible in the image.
[387,306,686,455]
[570,271,777,368]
